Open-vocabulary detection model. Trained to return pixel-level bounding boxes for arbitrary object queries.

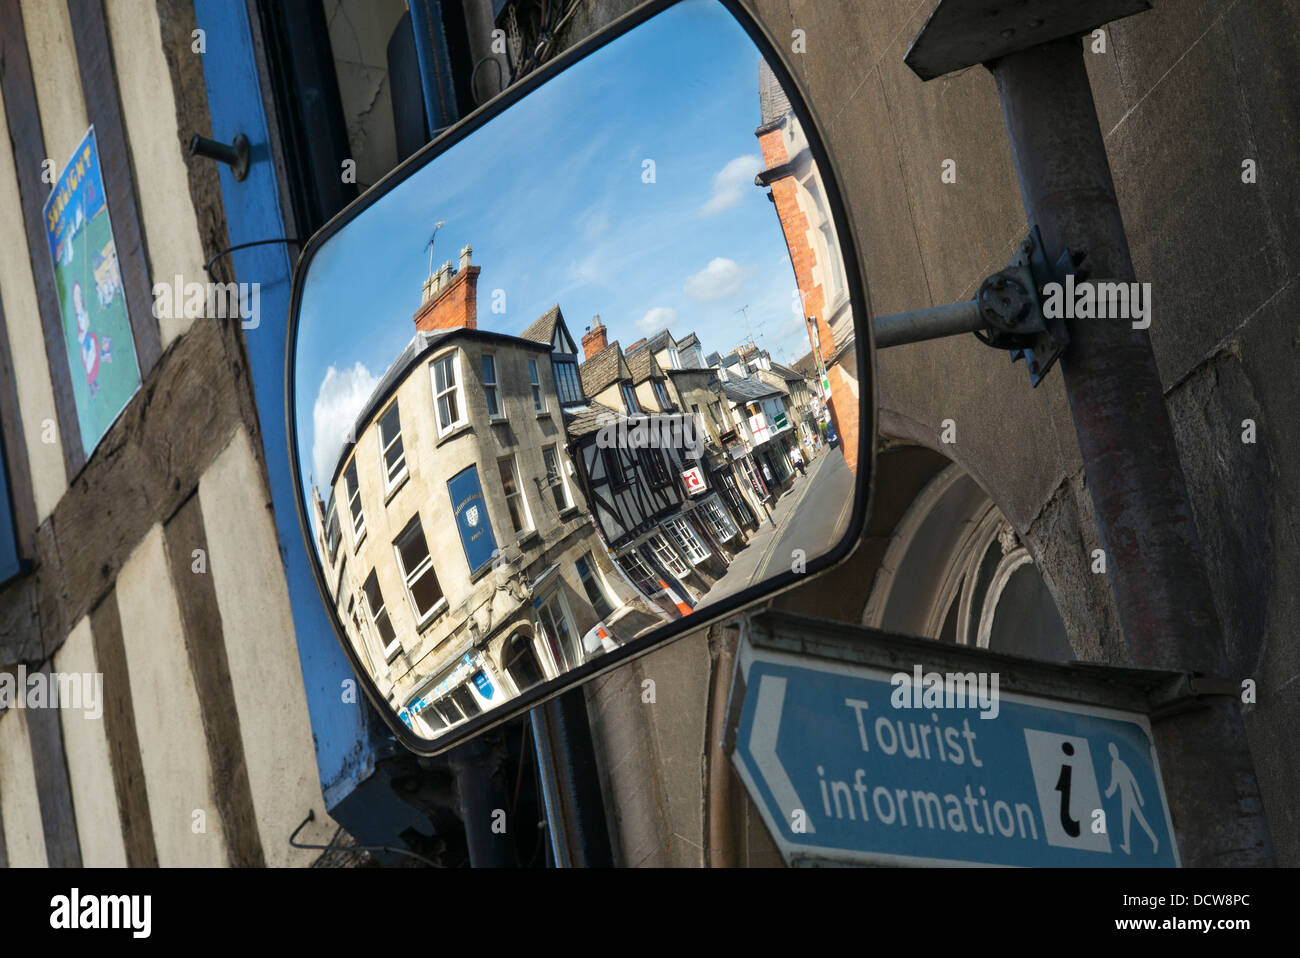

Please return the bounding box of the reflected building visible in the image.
[545,316,756,616]
[661,361,761,536]
[313,248,664,739]
[754,58,861,472]
[699,346,812,503]
[753,354,823,454]
[721,377,794,498]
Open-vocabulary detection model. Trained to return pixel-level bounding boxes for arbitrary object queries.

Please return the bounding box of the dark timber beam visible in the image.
[0,0,87,477]
[67,0,164,376]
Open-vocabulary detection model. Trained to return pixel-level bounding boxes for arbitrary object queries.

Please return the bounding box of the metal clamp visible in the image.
[870,227,1074,386]
[1004,227,1076,386]
[1148,672,1245,721]
[975,262,1044,345]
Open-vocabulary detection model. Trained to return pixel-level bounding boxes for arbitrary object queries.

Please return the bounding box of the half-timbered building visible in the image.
[532,311,751,616]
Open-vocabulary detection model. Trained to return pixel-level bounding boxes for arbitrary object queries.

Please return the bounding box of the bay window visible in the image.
[664,516,711,565]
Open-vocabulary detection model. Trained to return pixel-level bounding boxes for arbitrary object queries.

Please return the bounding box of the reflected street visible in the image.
[705,446,853,606]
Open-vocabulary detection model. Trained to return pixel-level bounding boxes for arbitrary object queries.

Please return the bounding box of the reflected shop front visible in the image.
[289,0,859,746]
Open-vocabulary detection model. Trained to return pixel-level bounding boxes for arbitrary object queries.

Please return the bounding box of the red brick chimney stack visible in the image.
[581,315,607,359]
[414,244,480,331]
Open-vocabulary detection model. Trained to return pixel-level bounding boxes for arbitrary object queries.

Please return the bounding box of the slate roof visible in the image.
[636,329,674,355]
[328,326,548,487]
[769,362,805,383]
[705,351,722,367]
[758,58,793,132]
[563,402,625,440]
[722,378,783,404]
[791,351,817,378]
[579,340,625,395]
[626,347,662,385]
[520,304,561,346]
[677,332,704,368]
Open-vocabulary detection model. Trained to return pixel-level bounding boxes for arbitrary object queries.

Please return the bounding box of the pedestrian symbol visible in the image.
[1105,741,1159,856]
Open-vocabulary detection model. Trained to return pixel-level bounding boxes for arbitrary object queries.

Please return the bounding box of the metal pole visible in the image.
[872,299,982,348]
[532,688,615,867]
[529,709,568,868]
[990,38,1272,866]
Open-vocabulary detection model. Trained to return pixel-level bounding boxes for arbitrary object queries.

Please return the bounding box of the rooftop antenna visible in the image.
[425,220,446,280]
[734,304,753,343]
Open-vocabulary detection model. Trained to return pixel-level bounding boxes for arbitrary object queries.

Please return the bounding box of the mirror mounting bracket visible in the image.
[870,228,1074,387]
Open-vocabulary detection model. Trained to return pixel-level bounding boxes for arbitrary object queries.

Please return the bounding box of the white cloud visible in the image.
[637,306,679,334]
[684,257,750,302]
[699,154,763,216]
[312,361,379,486]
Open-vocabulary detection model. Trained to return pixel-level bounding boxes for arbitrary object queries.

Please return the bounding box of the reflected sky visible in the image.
[294,0,802,497]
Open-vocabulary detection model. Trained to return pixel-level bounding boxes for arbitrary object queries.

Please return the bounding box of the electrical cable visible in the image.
[470,56,506,105]
[289,809,442,868]
[204,237,304,277]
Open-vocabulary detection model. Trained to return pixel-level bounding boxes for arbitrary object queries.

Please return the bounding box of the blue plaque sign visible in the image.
[448,465,498,576]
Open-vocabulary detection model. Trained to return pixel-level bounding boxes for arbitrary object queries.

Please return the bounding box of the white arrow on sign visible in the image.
[748,674,814,835]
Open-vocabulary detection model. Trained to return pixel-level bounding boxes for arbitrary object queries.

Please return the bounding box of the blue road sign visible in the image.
[731,643,1179,867]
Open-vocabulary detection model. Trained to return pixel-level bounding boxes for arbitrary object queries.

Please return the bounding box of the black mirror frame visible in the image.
[285,0,876,756]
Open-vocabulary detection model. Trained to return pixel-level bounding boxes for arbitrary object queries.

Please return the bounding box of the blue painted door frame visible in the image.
[192,2,421,842]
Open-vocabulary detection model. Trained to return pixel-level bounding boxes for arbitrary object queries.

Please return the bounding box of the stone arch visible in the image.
[497,622,548,695]
[861,452,1072,661]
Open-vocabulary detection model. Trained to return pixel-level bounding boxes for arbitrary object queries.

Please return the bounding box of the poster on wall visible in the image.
[43,126,141,459]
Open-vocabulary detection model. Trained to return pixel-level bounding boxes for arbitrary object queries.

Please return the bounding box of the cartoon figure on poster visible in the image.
[71,282,101,398]
[43,127,140,458]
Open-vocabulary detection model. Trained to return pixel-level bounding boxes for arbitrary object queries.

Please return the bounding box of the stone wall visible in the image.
[560,0,1300,864]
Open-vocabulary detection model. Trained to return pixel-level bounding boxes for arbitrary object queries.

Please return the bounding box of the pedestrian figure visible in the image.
[1103,742,1158,855]
[761,462,773,486]
[791,448,806,476]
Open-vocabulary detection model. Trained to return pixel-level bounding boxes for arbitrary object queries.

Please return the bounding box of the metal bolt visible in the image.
[189,133,250,181]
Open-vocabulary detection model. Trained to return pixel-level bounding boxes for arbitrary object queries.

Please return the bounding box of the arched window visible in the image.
[862,460,1072,662]
[503,631,546,693]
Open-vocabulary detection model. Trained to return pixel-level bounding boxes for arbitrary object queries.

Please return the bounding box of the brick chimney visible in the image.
[581,315,607,359]
[414,244,479,331]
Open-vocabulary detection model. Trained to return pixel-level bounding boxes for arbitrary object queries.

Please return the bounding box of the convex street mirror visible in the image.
[288,0,871,753]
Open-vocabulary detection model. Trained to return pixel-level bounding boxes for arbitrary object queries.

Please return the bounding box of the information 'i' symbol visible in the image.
[1054,742,1081,837]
